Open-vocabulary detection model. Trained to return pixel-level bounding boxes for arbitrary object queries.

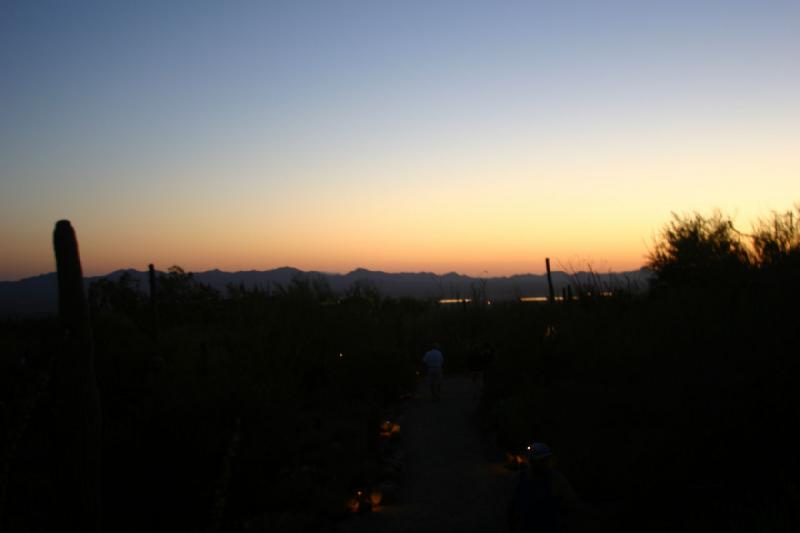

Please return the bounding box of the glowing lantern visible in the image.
[369,488,383,507]
[346,489,366,513]
[379,420,401,438]
[345,497,360,513]
[505,452,528,469]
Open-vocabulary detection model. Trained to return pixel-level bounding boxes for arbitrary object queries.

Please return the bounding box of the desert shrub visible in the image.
[751,206,800,270]
[647,211,751,291]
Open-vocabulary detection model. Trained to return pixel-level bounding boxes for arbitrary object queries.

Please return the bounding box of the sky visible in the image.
[1,1,799,280]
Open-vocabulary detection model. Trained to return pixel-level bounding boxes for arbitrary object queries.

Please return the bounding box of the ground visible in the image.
[342,375,517,533]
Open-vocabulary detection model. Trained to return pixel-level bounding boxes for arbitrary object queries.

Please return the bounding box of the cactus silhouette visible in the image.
[52,220,102,533]
[545,257,556,303]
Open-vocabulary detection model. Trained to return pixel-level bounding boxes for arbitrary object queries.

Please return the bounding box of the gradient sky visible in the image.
[1,1,799,280]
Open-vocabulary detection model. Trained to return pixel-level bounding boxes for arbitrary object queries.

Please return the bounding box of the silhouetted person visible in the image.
[422,342,444,401]
[468,343,483,384]
[479,340,494,385]
[508,442,587,533]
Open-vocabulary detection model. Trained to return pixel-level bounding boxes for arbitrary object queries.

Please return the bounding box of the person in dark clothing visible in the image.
[508,443,587,532]
[468,343,483,384]
[479,341,494,383]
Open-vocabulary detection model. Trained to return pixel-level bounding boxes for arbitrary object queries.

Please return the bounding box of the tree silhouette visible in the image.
[647,211,750,290]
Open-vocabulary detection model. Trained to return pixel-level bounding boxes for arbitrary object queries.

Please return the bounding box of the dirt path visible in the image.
[342,375,517,533]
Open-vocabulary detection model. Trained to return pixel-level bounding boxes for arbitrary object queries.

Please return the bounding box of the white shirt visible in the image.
[422,349,443,369]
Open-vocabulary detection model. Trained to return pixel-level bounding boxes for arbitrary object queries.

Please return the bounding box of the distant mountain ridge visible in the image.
[0,266,652,316]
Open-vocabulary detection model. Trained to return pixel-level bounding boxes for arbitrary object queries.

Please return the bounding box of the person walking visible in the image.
[422,343,444,401]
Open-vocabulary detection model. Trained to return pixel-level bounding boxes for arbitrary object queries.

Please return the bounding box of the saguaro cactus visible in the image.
[52,220,102,533]
[545,257,556,304]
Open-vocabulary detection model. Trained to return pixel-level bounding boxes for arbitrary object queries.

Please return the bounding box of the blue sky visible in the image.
[1,1,798,279]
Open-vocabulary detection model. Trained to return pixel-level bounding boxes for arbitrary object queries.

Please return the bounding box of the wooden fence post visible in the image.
[52,220,102,533]
[545,258,556,304]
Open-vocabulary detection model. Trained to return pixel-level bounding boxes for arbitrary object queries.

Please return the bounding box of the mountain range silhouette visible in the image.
[0,266,652,315]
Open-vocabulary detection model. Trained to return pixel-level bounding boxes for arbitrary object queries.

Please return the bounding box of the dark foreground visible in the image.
[344,375,516,533]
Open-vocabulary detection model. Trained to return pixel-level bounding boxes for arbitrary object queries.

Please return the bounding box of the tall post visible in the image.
[545,258,555,304]
[148,263,159,343]
[52,220,102,533]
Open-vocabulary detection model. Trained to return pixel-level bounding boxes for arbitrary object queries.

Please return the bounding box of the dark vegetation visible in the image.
[485,207,800,531]
[1,206,799,532]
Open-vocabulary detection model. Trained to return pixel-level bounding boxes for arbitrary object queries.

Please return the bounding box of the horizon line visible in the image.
[2,264,650,284]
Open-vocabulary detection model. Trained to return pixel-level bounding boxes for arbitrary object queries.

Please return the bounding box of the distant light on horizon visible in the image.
[438,298,473,305]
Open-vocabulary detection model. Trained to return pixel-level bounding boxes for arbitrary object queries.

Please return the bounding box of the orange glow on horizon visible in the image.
[1,140,797,281]
[3,3,800,282]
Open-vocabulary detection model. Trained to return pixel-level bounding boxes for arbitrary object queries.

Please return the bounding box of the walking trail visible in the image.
[343,375,518,533]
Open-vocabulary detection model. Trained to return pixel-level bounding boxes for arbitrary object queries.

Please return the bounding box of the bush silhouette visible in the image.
[647,211,750,290]
[752,205,800,268]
